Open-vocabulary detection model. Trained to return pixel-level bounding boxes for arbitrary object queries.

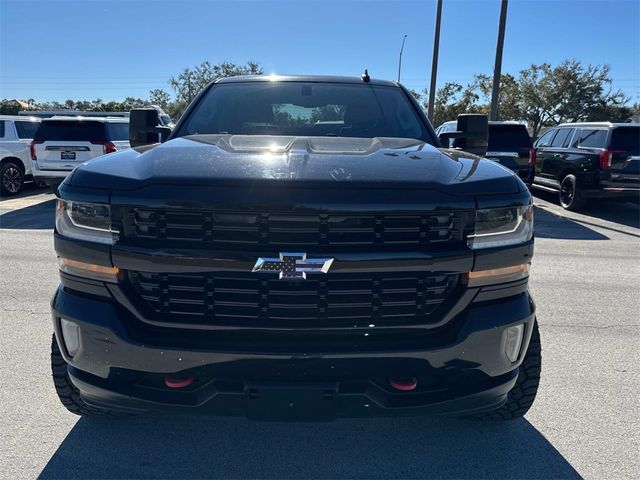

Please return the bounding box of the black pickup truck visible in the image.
[51,75,539,421]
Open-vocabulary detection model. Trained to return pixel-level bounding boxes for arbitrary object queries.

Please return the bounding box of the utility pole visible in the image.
[427,0,443,122]
[490,0,509,121]
[397,35,408,83]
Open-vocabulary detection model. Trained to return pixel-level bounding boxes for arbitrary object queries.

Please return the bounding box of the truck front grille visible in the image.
[122,209,470,251]
[127,271,460,329]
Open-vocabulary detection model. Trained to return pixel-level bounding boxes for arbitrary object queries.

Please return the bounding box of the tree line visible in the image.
[410,60,637,136]
[1,59,636,137]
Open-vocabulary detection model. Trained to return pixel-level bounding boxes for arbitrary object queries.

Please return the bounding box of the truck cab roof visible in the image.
[215,74,398,87]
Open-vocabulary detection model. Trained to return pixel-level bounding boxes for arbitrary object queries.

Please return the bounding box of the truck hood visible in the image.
[69,135,524,195]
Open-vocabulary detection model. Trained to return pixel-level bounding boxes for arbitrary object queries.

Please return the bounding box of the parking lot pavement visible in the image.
[1,192,638,479]
[0,188,56,229]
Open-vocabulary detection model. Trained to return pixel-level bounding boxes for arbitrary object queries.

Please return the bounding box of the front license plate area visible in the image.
[246,382,338,421]
[61,151,76,160]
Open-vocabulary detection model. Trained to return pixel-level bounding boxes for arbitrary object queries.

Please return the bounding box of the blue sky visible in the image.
[1,0,639,103]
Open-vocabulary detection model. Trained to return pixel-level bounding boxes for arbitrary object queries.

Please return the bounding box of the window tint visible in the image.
[106,123,129,141]
[562,128,576,147]
[178,82,430,142]
[578,129,607,148]
[33,121,107,142]
[550,128,573,148]
[535,129,556,148]
[15,121,40,139]
[487,124,532,149]
[609,127,640,155]
[0,121,5,137]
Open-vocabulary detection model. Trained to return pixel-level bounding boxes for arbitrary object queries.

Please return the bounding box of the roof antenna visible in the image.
[361,69,370,83]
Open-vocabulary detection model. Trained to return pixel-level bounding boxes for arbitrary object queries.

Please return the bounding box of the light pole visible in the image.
[490,0,509,121]
[397,35,407,83]
[427,0,443,122]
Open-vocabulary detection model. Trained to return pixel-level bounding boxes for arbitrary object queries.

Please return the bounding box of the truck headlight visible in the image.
[55,199,118,245]
[468,204,533,250]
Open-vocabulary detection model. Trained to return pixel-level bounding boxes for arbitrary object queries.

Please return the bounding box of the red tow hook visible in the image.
[389,377,418,391]
[164,376,194,389]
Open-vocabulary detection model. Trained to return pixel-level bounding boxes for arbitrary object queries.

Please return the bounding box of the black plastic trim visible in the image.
[54,233,112,267]
[473,240,534,271]
[60,271,111,298]
[473,278,529,302]
[111,247,474,274]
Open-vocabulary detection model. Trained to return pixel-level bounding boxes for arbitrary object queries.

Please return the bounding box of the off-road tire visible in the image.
[51,334,131,417]
[467,320,542,420]
[559,174,587,211]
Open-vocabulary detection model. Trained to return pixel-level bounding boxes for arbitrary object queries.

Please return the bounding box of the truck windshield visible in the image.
[176,82,430,142]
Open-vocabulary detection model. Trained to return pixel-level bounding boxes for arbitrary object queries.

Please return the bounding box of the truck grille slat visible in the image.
[127,271,459,329]
[124,209,469,250]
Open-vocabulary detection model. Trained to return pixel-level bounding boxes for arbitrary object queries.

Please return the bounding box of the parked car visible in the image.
[51,75,539,421]
[435,120,534,184]
[531,122,640,210]
[0,115,41,195]
[30,116,130,188]
[19,106,174,127]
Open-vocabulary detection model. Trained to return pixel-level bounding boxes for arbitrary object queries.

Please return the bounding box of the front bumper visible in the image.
[52,282,536,419]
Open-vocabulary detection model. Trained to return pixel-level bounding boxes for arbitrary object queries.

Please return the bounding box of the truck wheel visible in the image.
[467,320,542,421]
[51,335,131,417]
[559,174,587,211]
[1,161,24,196]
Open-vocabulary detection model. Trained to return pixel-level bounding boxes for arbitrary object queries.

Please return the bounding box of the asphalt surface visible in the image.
[1,186,638,479]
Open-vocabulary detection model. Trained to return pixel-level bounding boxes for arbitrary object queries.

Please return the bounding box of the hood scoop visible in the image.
[195,135,428,156]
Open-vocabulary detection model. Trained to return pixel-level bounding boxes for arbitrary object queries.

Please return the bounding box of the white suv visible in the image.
[30,116,130,188]
[0,115,41,196]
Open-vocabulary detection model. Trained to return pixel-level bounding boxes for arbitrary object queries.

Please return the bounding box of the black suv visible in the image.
[435,121,534,184]
[51,75,539,421]
[531,122,640,210]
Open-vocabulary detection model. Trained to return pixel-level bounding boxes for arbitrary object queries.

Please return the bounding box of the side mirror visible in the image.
[453,114,488,156]
[129,108,172,148]
[438,132,459,148]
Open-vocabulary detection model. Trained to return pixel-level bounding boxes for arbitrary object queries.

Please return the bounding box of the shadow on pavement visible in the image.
[534,205,608,240]
[578,202,640,230]
[39,415,579,479]
[533,190,640,230]
[0,199,55,229]
[0,183,51,201]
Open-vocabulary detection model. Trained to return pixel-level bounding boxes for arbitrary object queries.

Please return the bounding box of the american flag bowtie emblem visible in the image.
[252,253,334,280]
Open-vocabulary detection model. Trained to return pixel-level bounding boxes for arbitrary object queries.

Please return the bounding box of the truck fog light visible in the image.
[504,324,524,362]
[60,318,80,357]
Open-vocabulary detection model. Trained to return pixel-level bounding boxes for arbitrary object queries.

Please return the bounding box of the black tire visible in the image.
[559,174,587,211]
[51,335,130,417]
[1,161,24,196]
[467,320,542,420]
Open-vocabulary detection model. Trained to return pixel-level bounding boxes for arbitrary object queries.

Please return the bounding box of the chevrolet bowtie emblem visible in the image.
[252,252,334,280]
